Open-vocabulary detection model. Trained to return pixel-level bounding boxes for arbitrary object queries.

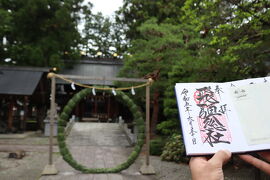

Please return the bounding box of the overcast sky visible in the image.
[84,0,123,17]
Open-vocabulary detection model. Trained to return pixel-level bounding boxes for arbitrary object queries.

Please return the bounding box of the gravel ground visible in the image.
[0,151,55,180]
[151,156,191,180]
[1,151,269,180]
[0,132,59,180]
[0,131,269,180]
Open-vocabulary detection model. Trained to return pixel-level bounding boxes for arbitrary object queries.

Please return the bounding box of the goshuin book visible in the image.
[175,77,270,155]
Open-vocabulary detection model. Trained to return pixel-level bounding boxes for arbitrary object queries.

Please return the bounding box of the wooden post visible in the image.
[22,96,28,132]
[7,97,14,132]
[146,84,150,165]
[94,96,98,115]
[107,95,111,120]
[42,73,58,175]
[49,75,55,165]
[140,79,155,174]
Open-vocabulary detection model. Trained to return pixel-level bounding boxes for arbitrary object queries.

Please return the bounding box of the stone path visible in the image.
[39,123,156,180]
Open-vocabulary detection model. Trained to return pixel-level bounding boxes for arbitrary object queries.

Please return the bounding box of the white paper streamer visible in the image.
[131,86,135,95]
[71,82,76,90]
[92,88,96,96]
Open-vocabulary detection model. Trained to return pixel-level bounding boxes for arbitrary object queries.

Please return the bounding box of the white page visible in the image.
[229,81,270,145]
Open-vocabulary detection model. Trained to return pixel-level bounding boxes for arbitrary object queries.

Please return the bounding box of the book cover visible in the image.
[175,77,270,155]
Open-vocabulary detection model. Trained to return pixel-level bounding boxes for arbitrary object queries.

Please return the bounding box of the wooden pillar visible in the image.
[49,75,56,165]
[42,73,58,175]
[21,96,28,132]
[38,76,46,129]
[107,96,111,119]
[140,79,155,174]
[81,101,85,120]
[75,103,79,117]
[39,76,46,104]
[146,84,150,165]
[8,97,14,131]
[94,96,98,114]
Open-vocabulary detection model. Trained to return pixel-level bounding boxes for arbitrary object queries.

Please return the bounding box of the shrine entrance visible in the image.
[42,73,155,175]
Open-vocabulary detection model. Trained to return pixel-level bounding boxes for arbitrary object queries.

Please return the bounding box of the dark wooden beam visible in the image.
[7,97,14,131]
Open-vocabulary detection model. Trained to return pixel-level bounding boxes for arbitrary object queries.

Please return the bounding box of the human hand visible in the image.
[189,150,231,180]
[239,151,270,175]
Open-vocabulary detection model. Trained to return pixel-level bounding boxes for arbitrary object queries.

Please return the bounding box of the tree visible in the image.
[0,0,87,69]
[118,18,186,135]
[211,0,270,77]
[116,0,185,40]
[0,6,12,62]
[82,10,128,58]
[83,12,112,57]
[181,0,270,77]
[159,0,270,135]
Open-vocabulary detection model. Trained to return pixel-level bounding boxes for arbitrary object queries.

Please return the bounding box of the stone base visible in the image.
[41,164,58,175]
[140,163,155,175]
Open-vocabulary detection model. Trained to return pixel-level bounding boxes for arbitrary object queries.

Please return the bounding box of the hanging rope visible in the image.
[48,73,153,91]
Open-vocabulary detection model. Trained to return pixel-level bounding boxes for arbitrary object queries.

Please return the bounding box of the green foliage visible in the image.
[156,0,270,136]
[150,137,166,156]
[58,88,145,173]
[161,134,189,163]
[181,0,270,77]
[157,120,179,136]
[57,133,65,142]
[0,0,84,68]
[116,0,185,39]
[118,19,192,134]
[119,18,185,90]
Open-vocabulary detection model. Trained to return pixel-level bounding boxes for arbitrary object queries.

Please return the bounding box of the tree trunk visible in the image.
[150,90,160,137]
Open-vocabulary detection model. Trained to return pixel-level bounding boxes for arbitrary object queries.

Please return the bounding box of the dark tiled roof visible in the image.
[0,66,49,95]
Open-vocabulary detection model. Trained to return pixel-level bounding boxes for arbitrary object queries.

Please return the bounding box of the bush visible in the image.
[161,134,189,163]
[156,119,179,135]
[150,137,166,156]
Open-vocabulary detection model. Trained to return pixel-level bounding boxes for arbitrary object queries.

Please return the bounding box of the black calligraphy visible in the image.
[181,88,197,145]
[193,86,232,147]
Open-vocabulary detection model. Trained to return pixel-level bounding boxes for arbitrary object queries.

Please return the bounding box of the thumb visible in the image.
[209,150,232,166]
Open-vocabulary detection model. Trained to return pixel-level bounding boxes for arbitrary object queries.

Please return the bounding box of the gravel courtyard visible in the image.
[0,124,269,180]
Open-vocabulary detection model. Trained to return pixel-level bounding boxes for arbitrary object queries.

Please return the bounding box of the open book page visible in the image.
[229,79,270,145]
[175,83,238,155]
[175,77,270,155]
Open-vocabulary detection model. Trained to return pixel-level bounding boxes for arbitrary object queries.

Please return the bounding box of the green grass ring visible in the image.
[57,88,145,173]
